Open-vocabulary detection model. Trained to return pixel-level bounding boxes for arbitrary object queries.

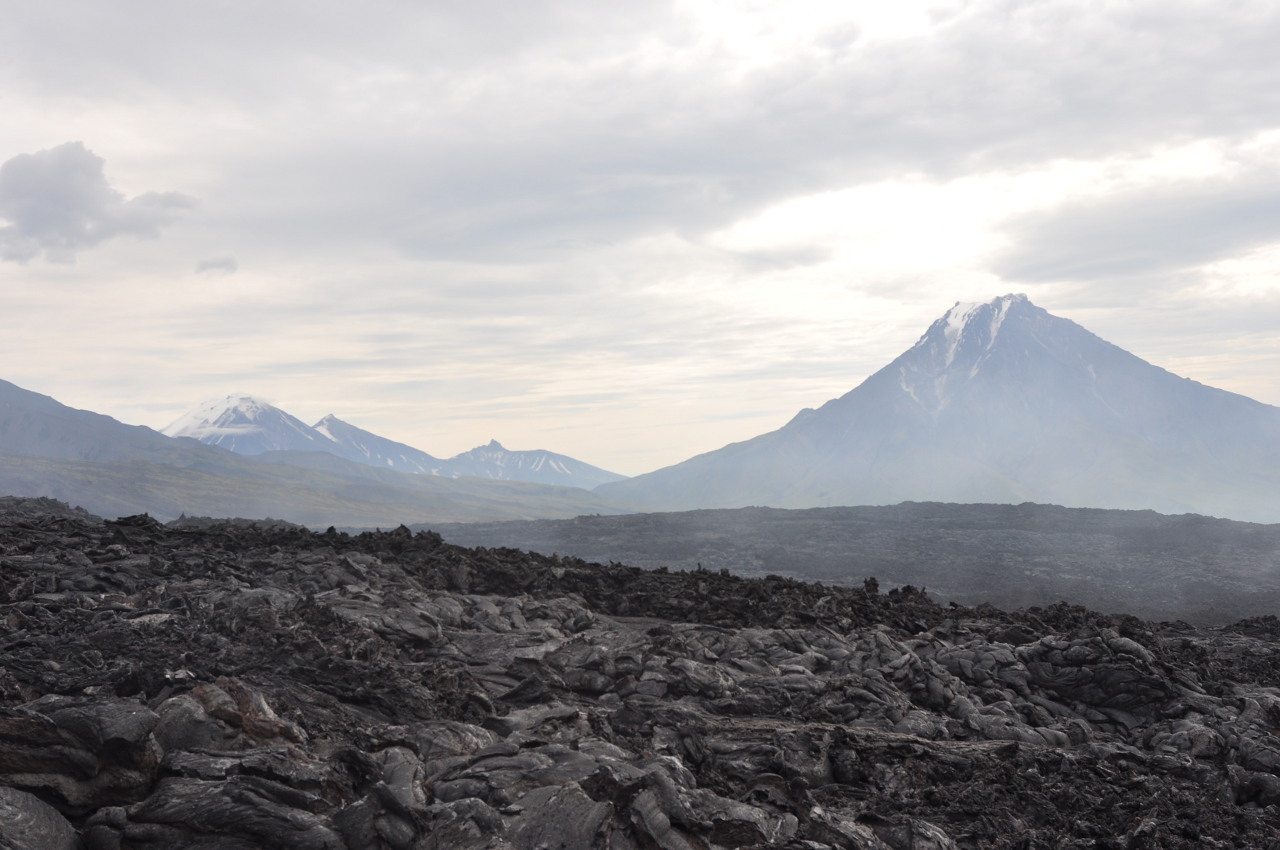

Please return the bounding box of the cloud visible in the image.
[0,141,194,263]
[10,2,1279,268]
[9,2,1280,473]
[248,0,1280,266]
[995,168,1280,284]
[196,256,239,275]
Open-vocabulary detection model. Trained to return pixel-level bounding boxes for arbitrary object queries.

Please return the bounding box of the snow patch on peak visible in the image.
[941,294,1025,331]
[161,393,276,436]
[312,414,343,443]
[944,301,982,328]
[983,293,1019,347]
[898,294,1032,416]
[942,302,982,366]
[938,293,1025,366]
[208,393,268,416]
[160,394,329,456]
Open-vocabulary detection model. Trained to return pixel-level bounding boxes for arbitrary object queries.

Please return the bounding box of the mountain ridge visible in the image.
[0,379,628,525]
[9,293,1280,523]
[162,394,627,488]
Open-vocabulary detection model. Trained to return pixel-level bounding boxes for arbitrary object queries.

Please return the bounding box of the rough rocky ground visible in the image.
[2,496,1280,848]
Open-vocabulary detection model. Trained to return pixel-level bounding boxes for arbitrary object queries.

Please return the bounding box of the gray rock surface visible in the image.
[0,786,83,850]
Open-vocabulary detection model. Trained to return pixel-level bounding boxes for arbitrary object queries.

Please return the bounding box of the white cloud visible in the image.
[1198,243,1280,299]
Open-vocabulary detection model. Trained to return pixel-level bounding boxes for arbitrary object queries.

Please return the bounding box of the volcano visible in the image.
[597,294,1280,522]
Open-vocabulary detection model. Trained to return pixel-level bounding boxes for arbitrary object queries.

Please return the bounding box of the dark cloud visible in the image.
[0,142,193,263]
[270,1,1280,264]
[995,170,1280,283]
[195,256,239,274]
[12,1,1269,270]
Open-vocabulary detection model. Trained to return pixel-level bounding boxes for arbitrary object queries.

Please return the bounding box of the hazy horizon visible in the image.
[6,1,1280,476]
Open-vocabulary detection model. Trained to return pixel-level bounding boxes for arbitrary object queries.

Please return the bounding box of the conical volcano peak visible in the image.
[925,293,1031,366]
[162,394,328,454]
[161,394,278,434]
[948,292,1027,313]
[891,295,1048,414]
[854,293,1118,423]
[215,394,275,422]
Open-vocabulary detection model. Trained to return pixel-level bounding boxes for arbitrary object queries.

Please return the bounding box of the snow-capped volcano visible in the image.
[597,294,1280,522]
[161,395,333,455]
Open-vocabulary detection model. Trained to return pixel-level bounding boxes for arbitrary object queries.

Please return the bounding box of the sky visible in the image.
[5,0,1280,476]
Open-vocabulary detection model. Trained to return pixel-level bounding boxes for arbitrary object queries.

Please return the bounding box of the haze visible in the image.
[4,0,1280,476]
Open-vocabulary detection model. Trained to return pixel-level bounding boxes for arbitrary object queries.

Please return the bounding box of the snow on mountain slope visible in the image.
[311,414,443,475]
[0,378,224,466]
[161,395,334,455]
[445,439,628,488]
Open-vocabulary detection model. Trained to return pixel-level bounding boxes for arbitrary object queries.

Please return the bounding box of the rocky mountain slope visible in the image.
[311,413,445,475]
[442,439,627,489]
[0,380,626,525]
[0,379,217,468]
[164,395,626,488]
[429,502,1280,625]
[596,294,1280,523]
[3,497,1280,848]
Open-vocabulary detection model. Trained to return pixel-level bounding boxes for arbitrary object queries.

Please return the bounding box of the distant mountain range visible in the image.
[5,293,1280,526]
[598,294,1280,523]
[161,394,626,488]
[0,380,627,525]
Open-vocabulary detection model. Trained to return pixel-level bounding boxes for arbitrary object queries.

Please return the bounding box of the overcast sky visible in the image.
[5,0,1280,475]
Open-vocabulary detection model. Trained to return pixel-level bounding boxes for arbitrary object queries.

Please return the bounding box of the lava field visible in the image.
[2,496,1280,848]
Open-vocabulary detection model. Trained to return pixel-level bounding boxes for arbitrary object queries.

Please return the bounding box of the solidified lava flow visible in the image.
[1,496,1279,848]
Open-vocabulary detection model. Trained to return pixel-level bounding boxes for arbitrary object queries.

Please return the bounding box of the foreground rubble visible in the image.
[1,497,1279,848]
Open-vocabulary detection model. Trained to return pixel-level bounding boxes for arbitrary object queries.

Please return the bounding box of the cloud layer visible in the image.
[3,1,1280,474]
